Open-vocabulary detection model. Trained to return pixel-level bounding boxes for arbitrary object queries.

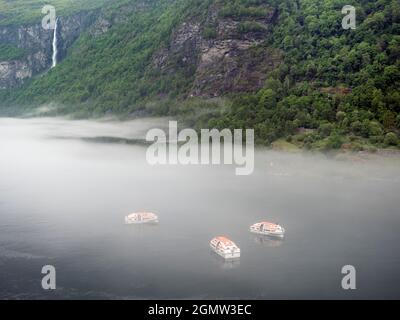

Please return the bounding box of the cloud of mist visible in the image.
[0,117,399,299]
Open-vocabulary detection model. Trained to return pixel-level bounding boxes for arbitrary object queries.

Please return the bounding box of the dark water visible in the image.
[0,117,399,299]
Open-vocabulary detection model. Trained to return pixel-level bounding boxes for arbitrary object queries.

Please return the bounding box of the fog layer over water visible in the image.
[0,117,399,299]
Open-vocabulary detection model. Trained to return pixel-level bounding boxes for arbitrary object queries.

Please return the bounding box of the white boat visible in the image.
[125,212,159,224]
[210,236,240,259]
[250,221,285,238]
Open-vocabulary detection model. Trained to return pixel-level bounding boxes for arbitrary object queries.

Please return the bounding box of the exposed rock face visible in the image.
[57,12,98,61]
[153,21,203,70]
[0,11,96,89]
[152,2,281,98]
[0,23,52,88]
[0,1,154,89]
[0,0,281,98]
[192,39,280,97]
[0,50,49,85]
[90,17,112,37]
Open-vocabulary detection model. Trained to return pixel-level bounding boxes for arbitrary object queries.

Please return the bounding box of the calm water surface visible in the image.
[0,117,399,299]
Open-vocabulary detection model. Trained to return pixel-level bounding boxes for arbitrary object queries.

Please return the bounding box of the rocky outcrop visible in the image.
[0,1,155,89]
[57,12,98,61]
[0,0,282,100]
[0,52,47,88]
[90,17,112,37]
[0,23,52,88]
[0,11,96,89]
[152,2,282,98]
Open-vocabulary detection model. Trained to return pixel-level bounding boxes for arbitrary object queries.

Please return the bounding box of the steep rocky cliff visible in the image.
[0,0,282,104]
[0,10,96,89]
[152,2,281,98]
[1,0,398,151]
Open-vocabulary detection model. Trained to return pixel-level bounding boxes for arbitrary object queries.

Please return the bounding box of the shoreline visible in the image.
[1,115,400,162]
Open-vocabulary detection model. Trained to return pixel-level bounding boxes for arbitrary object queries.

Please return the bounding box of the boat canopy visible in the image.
[127,212,157,219]
[257,221,280,231]
[214,236,238,248]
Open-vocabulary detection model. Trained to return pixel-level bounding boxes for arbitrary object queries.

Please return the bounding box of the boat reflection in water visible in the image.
[251,234,284,247]
[209,251,241,270]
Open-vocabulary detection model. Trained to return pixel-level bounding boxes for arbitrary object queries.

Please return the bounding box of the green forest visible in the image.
[0,0,110,25]
[0,0,399,151]
[209,0,400,150]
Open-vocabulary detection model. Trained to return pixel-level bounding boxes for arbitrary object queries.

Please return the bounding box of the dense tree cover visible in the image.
[207,0,400,150]
[0,0,399,150]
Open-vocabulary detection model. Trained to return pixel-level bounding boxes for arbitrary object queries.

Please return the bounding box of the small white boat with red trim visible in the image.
[210,236,240,259]
[125,212,159,224]
[250,221,285,238]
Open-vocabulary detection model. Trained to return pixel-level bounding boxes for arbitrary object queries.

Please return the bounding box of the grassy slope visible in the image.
[0,0,111,26]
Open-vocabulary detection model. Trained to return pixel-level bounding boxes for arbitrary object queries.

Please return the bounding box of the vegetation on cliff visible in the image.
[0,0,399,151]
[207,0,400,150]
[0,44,25,60]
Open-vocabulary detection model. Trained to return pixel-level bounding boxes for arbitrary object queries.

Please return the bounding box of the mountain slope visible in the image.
[0,0,110,26]
[211,0,400,149]
[0,0,399,150]
[0,0,281,113]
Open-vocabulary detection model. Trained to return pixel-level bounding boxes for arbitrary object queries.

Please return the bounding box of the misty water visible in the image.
[0,117,399,299]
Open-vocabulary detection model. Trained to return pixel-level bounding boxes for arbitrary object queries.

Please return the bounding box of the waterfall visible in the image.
[51,18,59,68]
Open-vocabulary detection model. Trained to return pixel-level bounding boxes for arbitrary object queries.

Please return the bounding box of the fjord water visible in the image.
[0,117,399,299]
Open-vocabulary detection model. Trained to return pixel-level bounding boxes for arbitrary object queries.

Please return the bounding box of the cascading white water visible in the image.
[51,18,59,68]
